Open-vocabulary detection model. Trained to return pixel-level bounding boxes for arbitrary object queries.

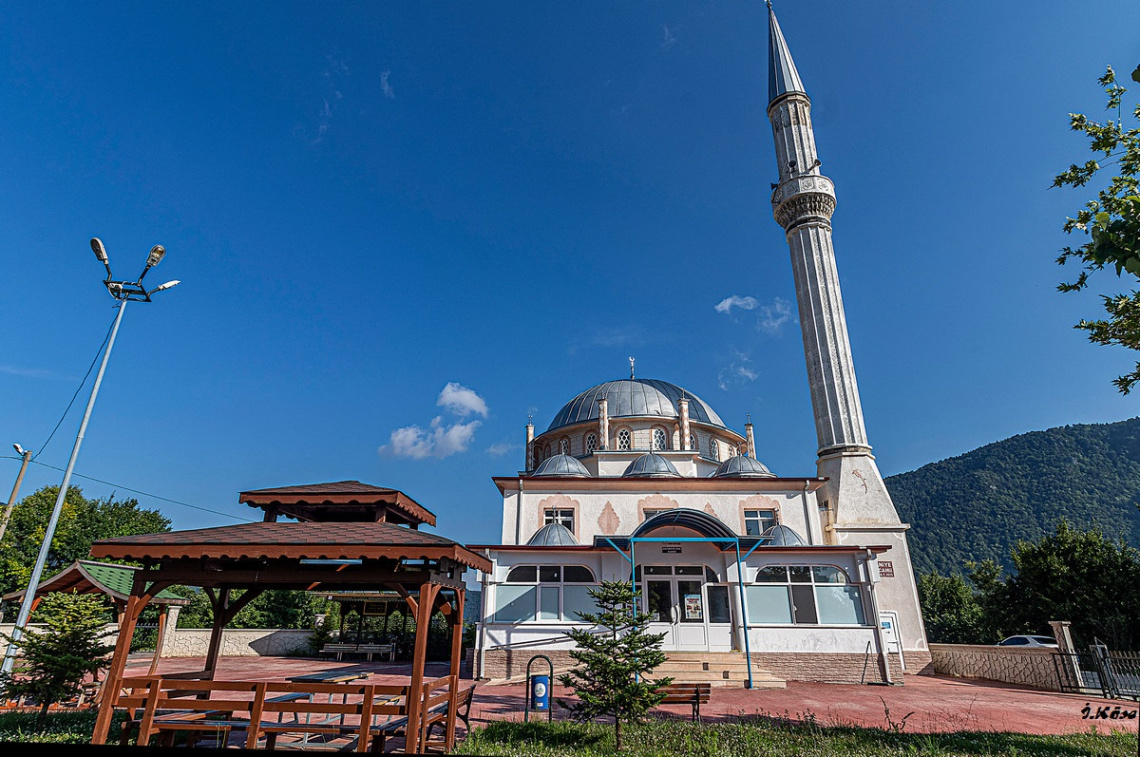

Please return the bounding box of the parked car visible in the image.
[996,635,1058,648]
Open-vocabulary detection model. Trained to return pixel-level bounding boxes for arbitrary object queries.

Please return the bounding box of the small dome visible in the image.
[621,452,681,478]
[532,454,591,477]
[760,524,806,546]
[711,455,776,478]
[527,522,579,546]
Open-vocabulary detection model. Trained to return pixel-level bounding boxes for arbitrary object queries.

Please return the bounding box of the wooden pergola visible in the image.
[86,519,490,752]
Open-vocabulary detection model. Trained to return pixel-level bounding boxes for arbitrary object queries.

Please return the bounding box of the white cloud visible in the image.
[379,382,489,459]
[380,416,482,459]
[717,351,759,391]
[485,442,520,457]
[661,24,678,49]
[380,71,395,99]
[437,382,489,417]
[714,295,760,315]
[758,297,793,334]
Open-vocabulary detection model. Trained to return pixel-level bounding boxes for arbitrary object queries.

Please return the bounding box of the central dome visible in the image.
[546,379,727,433]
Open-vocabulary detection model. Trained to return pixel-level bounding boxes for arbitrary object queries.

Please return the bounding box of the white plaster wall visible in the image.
[748,626,877,653]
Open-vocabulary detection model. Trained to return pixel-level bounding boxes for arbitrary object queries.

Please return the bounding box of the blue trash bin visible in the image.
[531,674,550,710]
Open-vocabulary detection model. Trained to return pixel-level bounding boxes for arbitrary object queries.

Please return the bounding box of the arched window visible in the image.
[711,438,720,461]
[533,446,543,466]
[559,437,571,456]
[544,443,552,459]
[584,433,597,454]
[616,428,632,451]
[688,432,698,453]
[652,427,668,451]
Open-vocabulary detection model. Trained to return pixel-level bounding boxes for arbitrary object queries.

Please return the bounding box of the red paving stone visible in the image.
[122,656,1138,741]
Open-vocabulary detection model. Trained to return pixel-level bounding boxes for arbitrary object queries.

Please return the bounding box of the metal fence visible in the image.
[1054,646,1140,701]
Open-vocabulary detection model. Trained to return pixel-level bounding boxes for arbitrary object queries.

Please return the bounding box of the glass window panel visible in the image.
[754,566,788,583]
[707,586,731,624]
[652,428,667,450]
[674,566,702,576]
[562,585,598,622]
[745,585,792,624]
[585,434,597,454]
[494,585,536,623]
[744,510,778,536]
[677,580,703,623]
[646,565,673,575]
[563,566,595,583]
[789,566,813,583]
[506,566,537,583]
[538,587,561,621]
[812,566,846,584]
[539,566,561,583]
[815,586,865,625]
[790,585,818,624]
[645,581,673,623]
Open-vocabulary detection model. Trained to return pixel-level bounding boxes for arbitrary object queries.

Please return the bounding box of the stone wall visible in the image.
[478,649,576,682]
[160,627,314,658]
[752,651,903,684]
[929,643,1060,691]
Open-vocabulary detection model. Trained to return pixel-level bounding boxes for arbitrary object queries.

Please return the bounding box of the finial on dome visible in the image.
[629,356,635,379]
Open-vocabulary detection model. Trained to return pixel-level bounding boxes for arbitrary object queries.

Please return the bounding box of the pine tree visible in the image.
[0,592,115,728]
[557,579,672,751]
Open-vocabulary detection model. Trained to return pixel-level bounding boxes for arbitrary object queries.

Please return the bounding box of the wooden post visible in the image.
[203,588,229,680]
[147,606,168,676]
[404,581,440,755]
[446,587,465,751]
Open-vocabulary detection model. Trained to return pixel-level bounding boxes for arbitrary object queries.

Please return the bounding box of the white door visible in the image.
[645,579,676,649]
[674,578,708,650]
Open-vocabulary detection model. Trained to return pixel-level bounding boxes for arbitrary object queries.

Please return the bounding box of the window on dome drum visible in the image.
[494,564,598,623]
[711,439,720,461]
[688,433,698,453]
[584,433,597,454]
[544,508,574,532]
[746,566,865,626]
[559,437,571,456]
[744,509,778,536]
[616,428,632,451]
[652,428,668,451]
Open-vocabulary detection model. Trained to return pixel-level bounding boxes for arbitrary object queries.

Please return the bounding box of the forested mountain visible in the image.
[885,417,1140,577]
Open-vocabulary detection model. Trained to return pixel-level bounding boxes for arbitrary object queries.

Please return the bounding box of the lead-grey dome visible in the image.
[532,454,591,477]
[546,379,728,433]
[760,524,806,546]
[711,456,776,478]
[621,452,681,478]
[527,522,579,546]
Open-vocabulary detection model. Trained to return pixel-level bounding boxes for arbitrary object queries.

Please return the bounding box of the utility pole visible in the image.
[0,445,32,543]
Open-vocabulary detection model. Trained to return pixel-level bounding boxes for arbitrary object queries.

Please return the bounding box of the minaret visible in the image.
[766,5,928,664]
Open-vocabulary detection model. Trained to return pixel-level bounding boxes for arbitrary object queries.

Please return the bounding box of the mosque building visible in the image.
[469,7,930,687]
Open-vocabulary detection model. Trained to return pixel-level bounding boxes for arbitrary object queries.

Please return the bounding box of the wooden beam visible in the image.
[446,587,465,751]
[404,581,440,755]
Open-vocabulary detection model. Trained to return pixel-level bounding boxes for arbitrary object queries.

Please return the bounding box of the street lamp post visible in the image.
[1,238,179,676]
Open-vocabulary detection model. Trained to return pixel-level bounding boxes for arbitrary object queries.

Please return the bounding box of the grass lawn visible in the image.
[455,718,1137,756]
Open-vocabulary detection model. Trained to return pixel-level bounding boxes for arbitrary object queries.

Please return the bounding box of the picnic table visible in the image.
[284,669,370,744]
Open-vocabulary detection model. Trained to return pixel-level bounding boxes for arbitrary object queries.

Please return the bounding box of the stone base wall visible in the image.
[752,651,903,684]
[478,649,576,682]
[929,643,1060,691]
[904,650,935,675]
[161,628,314,658]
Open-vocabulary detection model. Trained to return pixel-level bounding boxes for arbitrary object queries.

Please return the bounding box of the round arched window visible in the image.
[585,433,597,454]
[616,428,632,451]
[559,437,571,456]
[711,438,720,461]
[688,432,698,453]
[652,428,668,451]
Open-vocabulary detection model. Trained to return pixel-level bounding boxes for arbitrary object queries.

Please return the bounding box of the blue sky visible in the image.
[2,1,1139,547]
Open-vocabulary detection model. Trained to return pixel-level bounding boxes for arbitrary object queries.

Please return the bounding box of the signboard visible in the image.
[363,601,389,617]
[878,561,895,579]
[684,594,703,620]
[661,543,682,554]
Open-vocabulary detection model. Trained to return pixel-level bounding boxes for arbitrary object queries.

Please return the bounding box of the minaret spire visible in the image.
[767,5,805,104]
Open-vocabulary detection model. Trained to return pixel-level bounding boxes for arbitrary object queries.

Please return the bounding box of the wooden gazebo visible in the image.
[86,481,490,753]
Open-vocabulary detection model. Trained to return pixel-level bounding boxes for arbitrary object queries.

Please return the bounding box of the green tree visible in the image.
[557,580,671,751]
[1055,64,1140,393]
[0,593,115,728]
[0,486,170,596]
[916,572,983,644]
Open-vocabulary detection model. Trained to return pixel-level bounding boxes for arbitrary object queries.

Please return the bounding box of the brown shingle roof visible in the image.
[89,521,490,571]
[238,481,436,527]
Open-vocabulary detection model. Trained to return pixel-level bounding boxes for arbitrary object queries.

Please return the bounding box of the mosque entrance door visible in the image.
[642,565,709,651]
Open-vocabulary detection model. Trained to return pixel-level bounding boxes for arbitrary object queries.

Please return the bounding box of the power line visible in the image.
[32,309,119,462]
[0,455,244,522]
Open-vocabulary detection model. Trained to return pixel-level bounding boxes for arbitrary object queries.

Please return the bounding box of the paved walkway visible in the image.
[121,656,1138,738]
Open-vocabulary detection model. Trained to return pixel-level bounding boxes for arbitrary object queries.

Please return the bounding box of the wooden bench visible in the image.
[657,683,711,723]
[319,642,396,662]
[368,678,470,754]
